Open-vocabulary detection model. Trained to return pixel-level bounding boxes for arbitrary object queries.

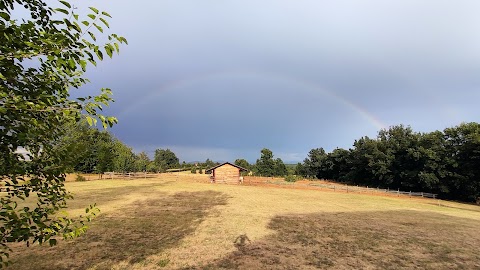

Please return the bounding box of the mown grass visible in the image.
[203,210,480,269]
[6,174,480,269]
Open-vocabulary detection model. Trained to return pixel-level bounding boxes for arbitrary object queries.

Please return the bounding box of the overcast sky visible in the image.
[65,0,480,162]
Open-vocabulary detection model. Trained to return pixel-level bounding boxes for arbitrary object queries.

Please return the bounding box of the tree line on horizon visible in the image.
[56,121,480,202]
[294,122,480,203]
[56,121,289,176]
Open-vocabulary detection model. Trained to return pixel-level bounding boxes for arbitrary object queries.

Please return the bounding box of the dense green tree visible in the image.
[377,125,421,188]
[253,149,287,177]
[402,130,446,192]
[53,120,95,172]
[234,158,251,176]
[442,122,480,201]
[254,148,276,177]
[0,0,126,263]
[154,149,179,172]
[55,121,119,175]
[146,161,158,173]
[55,121,143,175]
[204,158,216,170]
[112,140,136,173]
[92,131,116,175]
[300,122,480,202]
[303,148,329,179]
[234,158,251,170]
[135,151,151,172]
[294,162,307,177]
[347,136,390,186]
[274,158,288,176]
[325,148,351,181]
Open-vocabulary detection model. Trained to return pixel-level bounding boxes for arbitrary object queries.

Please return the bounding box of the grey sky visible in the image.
[66,0,480,162]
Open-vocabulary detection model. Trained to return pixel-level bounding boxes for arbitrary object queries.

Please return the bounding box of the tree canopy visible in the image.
[154,149,180,172]
[298,123,480,202]
[254,148,287,177]
[0,0,126,264]
[234,158,250,170]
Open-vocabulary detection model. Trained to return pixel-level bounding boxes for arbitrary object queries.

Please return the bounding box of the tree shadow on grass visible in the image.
[200,210,480,270]
[8,190,229,270]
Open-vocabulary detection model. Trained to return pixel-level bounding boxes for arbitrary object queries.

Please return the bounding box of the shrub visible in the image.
[157,258,170,267]
[284,175,299,182]
[191,167,197,174]
[75,174,87,182]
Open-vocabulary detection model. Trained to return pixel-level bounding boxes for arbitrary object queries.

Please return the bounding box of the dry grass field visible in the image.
[7,174,480,269]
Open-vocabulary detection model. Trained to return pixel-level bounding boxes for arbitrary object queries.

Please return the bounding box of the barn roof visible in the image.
[205,162,248,173]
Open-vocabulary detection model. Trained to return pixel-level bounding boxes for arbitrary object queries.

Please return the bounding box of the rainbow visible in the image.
[118,70,387,130]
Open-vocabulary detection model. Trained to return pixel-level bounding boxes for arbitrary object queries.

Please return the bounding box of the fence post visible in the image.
[398,188,400,197]
[421,192,424,197]
[334,185,336,192]
[346,184,348,193]
[409,191,411,198]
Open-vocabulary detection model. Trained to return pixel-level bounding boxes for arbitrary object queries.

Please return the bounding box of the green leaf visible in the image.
[68,58,76,69]
[93,23,103,33]
[88,31,96,41]
[88,58,97,66]
[79,60,87,71]
[86,116,93,126]
[89,7,99,14]
[120,37,128,45]
[101,11,112,18]
[95,49,103,60]
[73,14,79,20]
[81,21,89,26]
[105,45,113,58]
[87,14,95,20]
[0,12,10,21]
[59,0,71,8]
[72,21,82,32]
[55,8,69,15]
[99,17,109,28]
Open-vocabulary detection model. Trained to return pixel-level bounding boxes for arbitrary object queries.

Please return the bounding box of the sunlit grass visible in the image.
[7,174,480,269]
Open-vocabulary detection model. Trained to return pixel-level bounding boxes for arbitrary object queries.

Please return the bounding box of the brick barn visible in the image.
[205,162,248,184]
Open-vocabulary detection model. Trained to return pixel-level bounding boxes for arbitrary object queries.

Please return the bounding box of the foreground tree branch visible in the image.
[0,0,127,266]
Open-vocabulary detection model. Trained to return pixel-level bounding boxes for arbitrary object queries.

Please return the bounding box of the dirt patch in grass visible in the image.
[201,210,480,270]
[8,190,229,270]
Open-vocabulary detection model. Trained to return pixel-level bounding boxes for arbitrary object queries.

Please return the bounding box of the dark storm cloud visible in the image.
[74,0,480,162]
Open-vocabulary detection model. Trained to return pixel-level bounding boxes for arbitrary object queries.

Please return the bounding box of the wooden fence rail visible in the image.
[261,180,438,199]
